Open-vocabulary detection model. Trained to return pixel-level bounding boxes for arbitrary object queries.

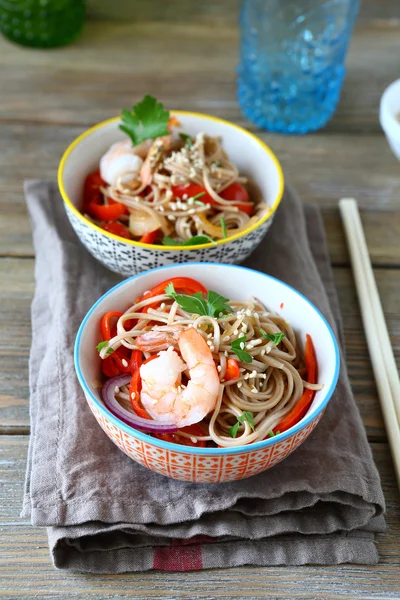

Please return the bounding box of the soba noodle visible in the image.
[97,132,267,243]
[98,290,322,447]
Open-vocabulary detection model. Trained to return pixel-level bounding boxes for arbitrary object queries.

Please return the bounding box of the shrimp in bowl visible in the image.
[93,274,324,450]
[137,326,220,428]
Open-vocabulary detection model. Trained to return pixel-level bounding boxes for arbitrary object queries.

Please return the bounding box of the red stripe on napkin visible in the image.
[152,539,206,571]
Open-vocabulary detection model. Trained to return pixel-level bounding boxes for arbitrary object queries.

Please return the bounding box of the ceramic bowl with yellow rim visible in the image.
[58,112,284,277]
[74,263,340,483]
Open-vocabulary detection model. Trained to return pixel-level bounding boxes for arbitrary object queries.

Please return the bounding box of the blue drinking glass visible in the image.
[237,0,360,134]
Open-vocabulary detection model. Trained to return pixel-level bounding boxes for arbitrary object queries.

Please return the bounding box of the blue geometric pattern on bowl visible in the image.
[65,204,274,277]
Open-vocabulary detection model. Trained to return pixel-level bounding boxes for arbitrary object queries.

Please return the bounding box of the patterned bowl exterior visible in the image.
[65,203,274,276]
[86,394,324,483]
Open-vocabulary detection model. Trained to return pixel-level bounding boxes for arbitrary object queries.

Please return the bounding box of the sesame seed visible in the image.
[245,309,252,317]
[207,340,212,346]
[224,351,229,357]
[114,386,119,394]
[131,392,135,400]
[168,215,176,221]
[182,194,188,200]
[223,336,230,342]
[210,345,215,352]
[188,208,196,215]
[240,342,245,350]
[158,205,165,212]
[261,349,266,356]
[160,303,166,309]
[251,370,257,377]
[207,333,213,338]
[188,198,194,205]
[254,312,259,318]
[241,323,248,333]
[217,365,222,372]
[237,381,243,388]
[233,329,239,335]
[246,343,253,350]
[121,359,128,367]
[244,374,249,380]
[251,387,258,394]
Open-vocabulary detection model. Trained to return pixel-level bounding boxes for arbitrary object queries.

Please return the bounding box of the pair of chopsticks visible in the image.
[339,199,400,489]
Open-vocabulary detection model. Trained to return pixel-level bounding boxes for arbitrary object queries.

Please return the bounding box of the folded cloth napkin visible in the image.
[22,181,385,573]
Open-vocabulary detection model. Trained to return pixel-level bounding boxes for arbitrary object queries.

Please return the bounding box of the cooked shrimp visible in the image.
[140,135,172,186]
[137,327,220,428]
[100,140,144,186]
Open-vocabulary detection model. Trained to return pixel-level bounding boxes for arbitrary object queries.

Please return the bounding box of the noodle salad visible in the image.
[81,95,267,245]
[96,277,323,448]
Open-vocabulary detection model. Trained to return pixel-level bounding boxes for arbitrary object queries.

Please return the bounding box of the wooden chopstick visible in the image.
[339,198,400,489]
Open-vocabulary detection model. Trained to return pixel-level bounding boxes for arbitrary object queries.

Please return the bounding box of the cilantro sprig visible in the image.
[231,336,252,363]
[267,430,281,438]
[120,95,170,147]
[260,329,286,346]
[165,283,233,318]
[220,216,227,239]
[96,341,114,355]
[229,411,255,438]
[179,132,193,148]
[162,235,216,247]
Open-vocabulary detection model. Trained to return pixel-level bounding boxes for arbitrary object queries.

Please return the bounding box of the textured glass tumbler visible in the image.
[0,0,85,48]
[237,0,360,134]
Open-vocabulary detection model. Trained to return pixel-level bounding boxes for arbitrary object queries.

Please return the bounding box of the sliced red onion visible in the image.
[101,374,178,434]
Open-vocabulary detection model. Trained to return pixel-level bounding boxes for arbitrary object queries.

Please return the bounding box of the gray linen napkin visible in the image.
[22,181,385,572]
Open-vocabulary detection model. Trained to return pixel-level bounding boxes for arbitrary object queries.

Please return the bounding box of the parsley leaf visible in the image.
[162,235,216,247]
[238,411,255,431]
[260,329,286,345]
[220,216,227,239]
[231,336,253,363]
[166,284,208,315]
[179,132,193,148]
[96,341,114,355]
[207,290,232,318]
[119,95,170,146]
[229,422,240,438]
[165,284,233,318]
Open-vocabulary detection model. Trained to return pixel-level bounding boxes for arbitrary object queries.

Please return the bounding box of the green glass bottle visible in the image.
[0,0,85,48]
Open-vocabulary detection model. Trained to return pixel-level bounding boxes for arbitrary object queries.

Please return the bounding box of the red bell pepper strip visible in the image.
[83,170,105,208]
[172,182,253,215]
[100,312,123,340]
[103,222,131,239]
[86,201,127,221]
[219,182,253,216]
[141,277,207,301]
[154,424,206,447]
[224,358,240,381]
[274,334,317,433]
[128,350,149,419]
[100,311,132,377]
[140,229,160,244]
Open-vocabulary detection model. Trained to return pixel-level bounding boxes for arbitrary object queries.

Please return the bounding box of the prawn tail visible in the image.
[136,327,182,352]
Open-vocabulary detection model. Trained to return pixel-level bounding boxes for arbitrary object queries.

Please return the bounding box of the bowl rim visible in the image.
[74,263,341,455]
[58,111,285,250]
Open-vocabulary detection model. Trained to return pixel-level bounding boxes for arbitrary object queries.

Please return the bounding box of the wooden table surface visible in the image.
[1,1,400,597]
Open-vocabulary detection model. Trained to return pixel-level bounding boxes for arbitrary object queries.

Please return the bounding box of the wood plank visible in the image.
[1,122,400,262]
[0,435,399,597]
[1,257,399,438]
[86,0,400,25]
[0,19,398,134]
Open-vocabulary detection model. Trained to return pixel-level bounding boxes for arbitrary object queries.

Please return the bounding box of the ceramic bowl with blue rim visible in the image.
[58,112,284,277]
[74,263,340,483]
